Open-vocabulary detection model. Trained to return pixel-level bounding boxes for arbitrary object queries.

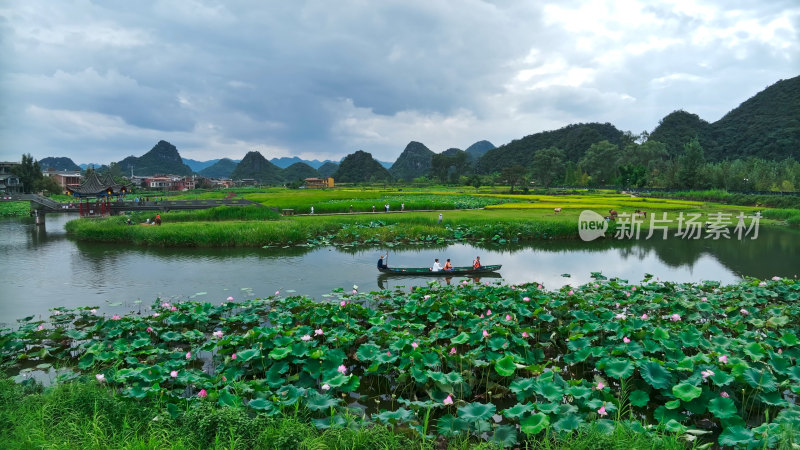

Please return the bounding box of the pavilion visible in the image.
[66,173,129,217]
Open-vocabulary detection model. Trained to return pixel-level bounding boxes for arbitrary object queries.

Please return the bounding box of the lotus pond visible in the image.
[2,277,799,448]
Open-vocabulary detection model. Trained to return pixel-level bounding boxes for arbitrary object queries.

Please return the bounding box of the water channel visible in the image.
[2,214,799,325]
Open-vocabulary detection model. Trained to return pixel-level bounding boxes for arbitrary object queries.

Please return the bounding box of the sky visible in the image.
[1,1,798,165]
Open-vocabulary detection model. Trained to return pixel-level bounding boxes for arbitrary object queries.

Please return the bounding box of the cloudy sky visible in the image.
[1,0,797,165]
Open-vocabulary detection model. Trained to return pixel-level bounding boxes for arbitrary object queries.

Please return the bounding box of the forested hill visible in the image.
[117,140,193,176]
[389,141,434,181]
[229,151,284,185]
[198,158,238,178]
[333,150,391,183]
[475,123,625,174]
[648,111,718,159]
[39,157,80,171]
[712,75,800,160]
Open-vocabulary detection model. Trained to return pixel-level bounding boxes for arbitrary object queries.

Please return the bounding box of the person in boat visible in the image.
[443,258,453,271]
[431,258,443,272]
[377,253,388,269]
[473,256,482,269]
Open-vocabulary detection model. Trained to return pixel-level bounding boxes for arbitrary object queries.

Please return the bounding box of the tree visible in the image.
[11,154,43,193]
[35,176,63,195]
[468,174,482,191]
[501,165,526,193]
[579,140,621,185]
[531,147,566,187]
[677,138,706,189]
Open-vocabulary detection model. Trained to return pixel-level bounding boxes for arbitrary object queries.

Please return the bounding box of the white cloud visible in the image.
[0,0,797,164]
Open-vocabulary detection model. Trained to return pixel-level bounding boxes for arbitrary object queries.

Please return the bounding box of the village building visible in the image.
[303,177,334,189]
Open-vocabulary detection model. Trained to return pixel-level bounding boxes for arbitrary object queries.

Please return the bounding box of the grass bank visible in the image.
[0,378,690,450]
[63,190,773,247]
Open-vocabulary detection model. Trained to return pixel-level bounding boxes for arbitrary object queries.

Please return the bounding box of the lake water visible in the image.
[2,214,799,325]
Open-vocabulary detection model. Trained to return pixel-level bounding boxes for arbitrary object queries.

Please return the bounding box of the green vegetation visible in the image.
[2,277,798,448]
[63,190,776,247]
[0,201,30,217]
[199,158,239,178]
[390,141,435,182]
[230,151,284,185]
[334,150,391,183]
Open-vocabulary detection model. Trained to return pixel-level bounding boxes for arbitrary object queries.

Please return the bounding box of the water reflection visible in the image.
[1,213,798,324]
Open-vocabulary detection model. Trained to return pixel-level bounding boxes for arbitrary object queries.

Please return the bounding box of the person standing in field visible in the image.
[438,213,443,224]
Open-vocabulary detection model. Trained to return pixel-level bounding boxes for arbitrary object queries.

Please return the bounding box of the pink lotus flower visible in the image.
[301,335,311,341]
[772,276,780,281]
[161,302,170,308]
[482,330,489,338]
[231,353,237,360]
[615,313,626,320]
[340,301,346,306]
[411,342,419,349]
[146,327,153,333]
[615,303,620,308]
[444,395,453,405]
[112,314,121,320]
[505,314,512,321]
[523,297,530,302]
[597,405,607,416]
[386,351,391,356]
[222,375,226,382]
[701,369,714,379]
[480,314,484,318]
[153,313,160,318]
[632,286,636,291]
[424,295,431,300]
[197,389,207,398]
[641,314,649,320]
[720,391,730,398]
[596,382,605,390]
[740,309,749,315]
[315,329,323,336]
[759,281,767,286]
[185,351,191,360]
[95,373,105,382]
[275,290,280,296]
[701,297,707,302]
[227,296,234,301]
[352,289,358,294]
[321,383,330,391]
[170,306,177,311]
[170,370,178,378]
[718,355,727,364]
[568,290,574,295]
[670,314,681,322]
[623,337,630,343]
[213,330,223,338]
[484,282,489,286]
[486,309,492,315]
[522,332,529,338]
[511,286,516,290]
[337,364,347,374]
[53,310,61,316]
[449,347,457,355]
[38,324,44,331]
[537,284,543,289]
[625,292,630,297]
[90,309,98,315]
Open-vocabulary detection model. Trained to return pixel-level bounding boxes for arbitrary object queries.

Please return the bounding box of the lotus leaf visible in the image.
[639,361,672,389]
[305,391,339,411]
[629,390,649,407]
[373,408,414,424]
[457,402,496,422]
[437,414,468,437]
[742,367,778,391]
[502,402,535,419]
[490,424,518,448]
[672,383,702,402]
[603,359,634,379]
[520,413,549,435]
[268,346,291,360]
[718,425,755,447]
[552,414,582,432]
[494,355,516,377]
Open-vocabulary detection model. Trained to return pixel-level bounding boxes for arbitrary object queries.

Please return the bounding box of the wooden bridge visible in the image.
[2,194,264,225]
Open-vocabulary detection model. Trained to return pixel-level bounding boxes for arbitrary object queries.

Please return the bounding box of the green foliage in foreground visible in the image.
[0,379,690,449]
[0,201,30,217]
[2,278,800,448]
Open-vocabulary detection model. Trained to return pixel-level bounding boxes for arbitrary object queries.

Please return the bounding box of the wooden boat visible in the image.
[378,265,501,276]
